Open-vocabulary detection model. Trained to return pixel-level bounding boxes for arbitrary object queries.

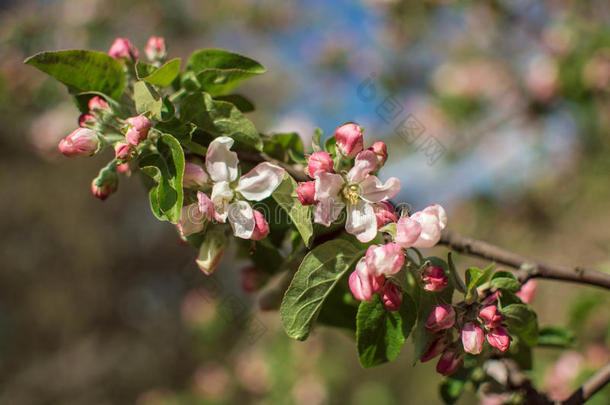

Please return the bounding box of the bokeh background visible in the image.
[1,0,609,404]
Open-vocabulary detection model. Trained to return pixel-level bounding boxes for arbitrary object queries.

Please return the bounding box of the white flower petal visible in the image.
[346,150,378,183]
[178,204,205,237]
[227,201,255,239]
[345,199,377,242]
[313,198,345,227]
[211,181,233,222]
[314,172,344,201]
[206,136,239,183]
[236,162,285,201]
[412,211,443,248]
[359,175,401,203]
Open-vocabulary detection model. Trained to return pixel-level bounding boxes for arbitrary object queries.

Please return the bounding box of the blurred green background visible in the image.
[1,0,609,404]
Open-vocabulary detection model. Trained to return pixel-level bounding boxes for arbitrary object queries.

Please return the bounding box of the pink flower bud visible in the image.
[516,279,537,304]
[436,350,463,376]
[411,204,448,248]
[421,334,449,362]
[91,166,118,201]
[251,210,270,241]
[183,161,209,189]
[88,96,109,112]
[487,327,511,352]
[58,128,100,157]
[478,305,503,328]
[108,38,139,61]
[425,305,456,333]
[422,265,448,292]
[117,162,131,175]
[307,151,334,178]
[365,242,405,277]
[461,322,484,354]
[373,201,397,228]
[334,123,363,157]
[297,181,316,205]
[114,142,134,161]
[368,141,388,167]
[196,231,226,275]
[124,115,152,146]
[381,282,402,311]
[241,265,264,293]
[78,113,96,127]
[348,258,385,302]
[145,36,167,61]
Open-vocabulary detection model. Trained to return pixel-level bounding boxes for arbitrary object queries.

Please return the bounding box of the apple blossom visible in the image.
[145,36,166,62]
[479,305,503,328]
[381,282,402,311]
[348,258,385,302]
[251,210,270,241]
[183,161,210,189]
[516,279,537,304]
[365,242,404,277]
[422,265,448,292]
[114,142,133,161]
[125,115,152,146]
[461,322,484,354]
[425,305,456,333]
[395,204,447,249]
[78,113,96,127]
[296,181,316,206]
[307,151,334,178]
[108,37,139,61]
[420,334,449,362]
[368,141,388,168]
[373,201,396,228]
[178,192,214,237]
[313,149,400,242]
[205,137,284,239]
[436,350,463,376]
[487,327,511,352]
[335,123,363,157]
[58,128,100,157]
[88,96,109,112]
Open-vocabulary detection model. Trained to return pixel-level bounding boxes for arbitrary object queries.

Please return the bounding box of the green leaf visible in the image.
[537,326,575,348]
[134,81,162,119]
[264,133,304,163]
[137,58,181,87]
[280,240,364,340]
[24,50,126,100]
[440,378,466,404]
[489,277,521,293]
[272,174,313,247]
[312,128,323,152]
[138,134,185,223]
[180,92,262,150]
[356,294,416,368]
[447,252,467,294]
[214,94,255,113]
[465,264,494,300]
[501,304,538,346]
[187,49,265,95]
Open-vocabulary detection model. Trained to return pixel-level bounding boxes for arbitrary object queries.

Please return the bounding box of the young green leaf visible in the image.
[138,134,185,223]
[263,133,304,164]
[280,240,364,340]
[272,174,314,247]
[180,92,263,150]
[24,50,126,100]
[537,326,575,348]
[465,264,494,300]
[356,294,416,368]
[500,303,538,346]
[214,94,255,113]
[136,58,181,87]
[187,49,265,95]
[134,81,162,119]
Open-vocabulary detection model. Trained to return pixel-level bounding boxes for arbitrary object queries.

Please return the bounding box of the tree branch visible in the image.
[561,362,610,405]
[439,229,610,290]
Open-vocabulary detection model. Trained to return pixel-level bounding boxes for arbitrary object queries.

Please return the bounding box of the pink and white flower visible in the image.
[178,192,214,237]
[461,322,484,354]
[145,36,166,61]
[395,204,448,249]
[125,115,152,146]
[425,305,456,333]
[487,327,511,352]
[58,128,100,157]
[436,350,463,376]
[381,282,402,311]
[365,242,405,276]
[313,149,400,242]
[108,38,139,61]
[335,123,364,157]
[348,258,385,302]
[206,137,284,239]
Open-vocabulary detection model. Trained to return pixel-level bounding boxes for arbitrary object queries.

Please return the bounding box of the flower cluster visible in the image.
[420,292,513,376]
[57,37,168,200]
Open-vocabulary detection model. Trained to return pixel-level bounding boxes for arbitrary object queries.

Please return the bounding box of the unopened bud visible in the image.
[461,322,484,354]
[420,334,449,362]
[91,164,118,200]
[78,113,96,128]
[58,128,100,158]
[381,282,402,311]
[88,96,109,112]
[478,305,503,328]
[368,141,388,167]
[334,123,363,157]
[125,115,152,146]
[436,350,463,376]
[348,258,385,302]
[307,151,334,178]
[487,326,511,352]
[425,305,456,333]
[297,181,316,206]
[422,265,448,292]
[145,36,167,62]
[251,210,270,241]
[373,201,396,228]
[114,142,134,161]
[196,231,226,275]
[516,279,537,304]
[183,161,209,189]
[108,38,139,62]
